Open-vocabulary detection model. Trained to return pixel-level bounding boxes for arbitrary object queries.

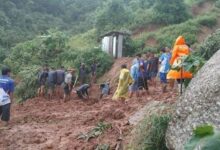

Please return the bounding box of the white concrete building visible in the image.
[101,31,129,58]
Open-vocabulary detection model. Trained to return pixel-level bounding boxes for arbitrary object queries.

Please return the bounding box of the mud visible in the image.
[0,85,177,150]
[0,58,177,150]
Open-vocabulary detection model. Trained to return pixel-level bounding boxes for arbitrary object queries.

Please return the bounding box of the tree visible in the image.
[96,0,132,35]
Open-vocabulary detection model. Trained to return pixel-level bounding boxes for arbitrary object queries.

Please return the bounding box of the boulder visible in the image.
[166,50,220,150]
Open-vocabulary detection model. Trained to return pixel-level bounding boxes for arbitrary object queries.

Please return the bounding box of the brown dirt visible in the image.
[132,24,163,39]
[192,1,214,16]
[197,18,220,43]
[145,36,158,47]
[99,57,133,88]
[0,59,178,150]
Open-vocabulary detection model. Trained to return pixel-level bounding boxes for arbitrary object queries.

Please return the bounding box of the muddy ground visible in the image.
[0,84,177,150]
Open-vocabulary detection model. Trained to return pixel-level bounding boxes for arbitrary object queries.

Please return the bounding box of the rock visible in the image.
[166,50,220,150]
[112,109,125,120]
[129,101,170,125]
[45,141,54,149]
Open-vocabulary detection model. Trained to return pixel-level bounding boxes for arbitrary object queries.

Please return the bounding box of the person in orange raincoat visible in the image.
[167,36,193,91]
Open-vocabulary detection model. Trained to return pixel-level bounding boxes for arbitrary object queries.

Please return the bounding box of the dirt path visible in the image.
[0,84,177,150]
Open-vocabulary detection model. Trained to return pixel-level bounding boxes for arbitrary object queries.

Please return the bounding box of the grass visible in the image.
[127,114,171,150]
[68,29,99,50]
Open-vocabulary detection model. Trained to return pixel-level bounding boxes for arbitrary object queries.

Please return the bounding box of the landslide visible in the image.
[0,58,177,150]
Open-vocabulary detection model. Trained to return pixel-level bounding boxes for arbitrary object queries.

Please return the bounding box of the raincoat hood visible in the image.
[174,36,186,46]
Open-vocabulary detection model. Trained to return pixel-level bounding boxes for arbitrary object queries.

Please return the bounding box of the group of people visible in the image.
[113,36,193,101]
[0,35,193,127]
[37,62,98,102]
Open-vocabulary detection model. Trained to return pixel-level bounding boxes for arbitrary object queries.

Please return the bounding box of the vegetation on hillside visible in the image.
[3,31,113,101]
[0,0,219,102]
[199,29,220,60]
[128,114,171,150]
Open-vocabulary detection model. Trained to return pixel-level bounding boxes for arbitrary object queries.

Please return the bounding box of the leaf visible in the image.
[194,125,214,138]
[184,136,200,150]
[201,132,220,150]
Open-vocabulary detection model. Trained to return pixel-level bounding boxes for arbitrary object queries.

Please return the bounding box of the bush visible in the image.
[199,29,220,60]
[15,66,40,102]
[197,14,217,27]
[123,38,145,56]
[5,30,114,101]
[152,0,190,25]
[155,20,199,48]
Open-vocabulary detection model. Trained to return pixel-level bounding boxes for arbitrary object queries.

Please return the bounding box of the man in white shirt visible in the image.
[63,68,75,102]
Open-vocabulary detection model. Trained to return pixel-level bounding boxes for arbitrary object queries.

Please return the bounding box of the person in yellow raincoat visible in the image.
[167,36,193,92]
[113,64,133,101]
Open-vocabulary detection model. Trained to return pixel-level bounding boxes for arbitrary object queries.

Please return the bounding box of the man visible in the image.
[79,63,87,84]
[47,67,57,100]
[129,60,139,98]
[0,67,15,127]
[113,64,133,101]
[91,60,98,84]
[56,66,65,98]
[148,52,159,87]
[137,58,150,96]
[63,68,74,102]
[159,47,171,93]
[37,66,48,97]
[99,81,110,99]
[132,53,142,65]
[76,84,91,100]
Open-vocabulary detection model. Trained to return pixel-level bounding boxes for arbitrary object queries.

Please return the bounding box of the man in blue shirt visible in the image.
[0,67,15,126]
[129,60,139,98]
[159,47,171,93]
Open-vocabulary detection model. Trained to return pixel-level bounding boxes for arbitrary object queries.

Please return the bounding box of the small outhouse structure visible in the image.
[101,31,130,58]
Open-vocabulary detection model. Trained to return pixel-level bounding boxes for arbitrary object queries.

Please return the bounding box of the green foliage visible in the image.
[184,0,206,5]
[77,122,112,142]
[15,65,40,102]
[5,31,113,101]
[128,114,171,150]
[0,0,104,49]
[152,0,190,25]
[137,12,218,49]
[170,54,205,87]
[123,38,145,56]
[215,0,220,8]
[155,20,199,48]
[4,30,68,74]
[68,29,98,50]
[196,14,217,28]
[0,47,6,64]
[145,115,170,150]
[96,0,133,35]
[182,54,205,74]
[185,124,220,150]
[194,125,214,137]
[199,29,220,60]
[61,48,113,77]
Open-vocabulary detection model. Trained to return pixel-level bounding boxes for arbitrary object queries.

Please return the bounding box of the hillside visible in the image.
[0,59,177,149]
[1,0,220,149]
